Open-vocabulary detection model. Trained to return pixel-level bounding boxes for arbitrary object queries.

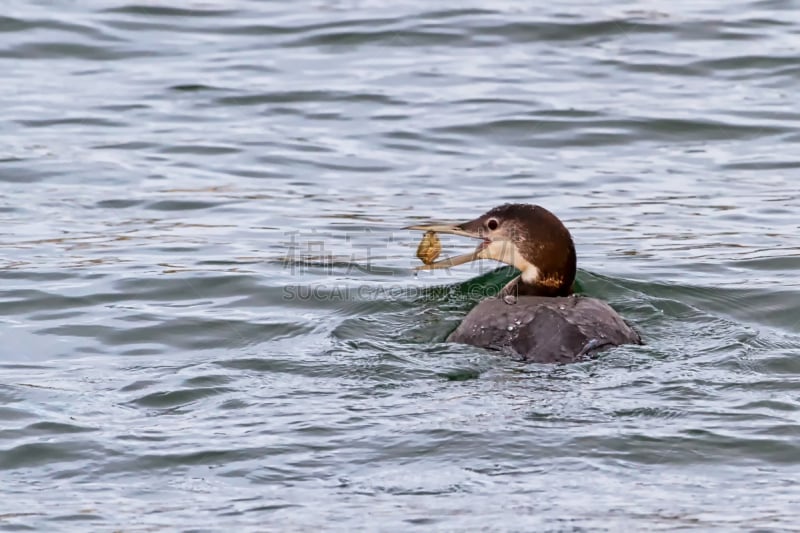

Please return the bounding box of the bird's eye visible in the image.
[487,219,499,231]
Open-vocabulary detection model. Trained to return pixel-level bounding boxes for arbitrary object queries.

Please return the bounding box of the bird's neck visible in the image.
[515,242,576,297]
[515,276,574,297]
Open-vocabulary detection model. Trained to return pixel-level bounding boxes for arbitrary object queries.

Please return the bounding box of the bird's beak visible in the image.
[404,222,490,271]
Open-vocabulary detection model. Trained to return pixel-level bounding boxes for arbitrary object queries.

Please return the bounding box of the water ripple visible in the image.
[2,0,800,530]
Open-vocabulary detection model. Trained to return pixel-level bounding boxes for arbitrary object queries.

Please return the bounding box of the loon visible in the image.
[407,203,641,363]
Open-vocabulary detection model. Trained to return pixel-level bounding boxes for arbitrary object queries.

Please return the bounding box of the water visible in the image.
[2,1,800,530]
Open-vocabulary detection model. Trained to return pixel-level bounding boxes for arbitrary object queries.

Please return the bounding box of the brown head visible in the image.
[406,203,576,297]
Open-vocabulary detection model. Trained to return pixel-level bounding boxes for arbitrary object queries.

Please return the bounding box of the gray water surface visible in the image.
[2,1,800,531]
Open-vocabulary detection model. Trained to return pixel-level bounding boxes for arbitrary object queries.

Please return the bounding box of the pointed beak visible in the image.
[404,223,480,240]
[404,222,489,271]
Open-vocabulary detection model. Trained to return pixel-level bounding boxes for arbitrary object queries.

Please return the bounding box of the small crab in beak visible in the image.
[405,208,538,283]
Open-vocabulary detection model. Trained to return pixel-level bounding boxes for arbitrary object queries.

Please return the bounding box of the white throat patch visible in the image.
[479,240,540,283]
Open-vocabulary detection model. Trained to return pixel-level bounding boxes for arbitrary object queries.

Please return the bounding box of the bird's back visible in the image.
[447,295,641,363]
